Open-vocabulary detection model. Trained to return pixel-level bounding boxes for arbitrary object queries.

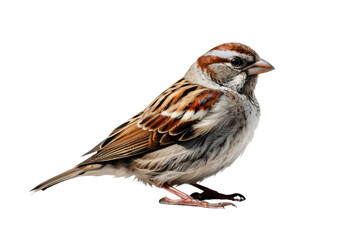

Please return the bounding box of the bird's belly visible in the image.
[135,110,259,186]
[91,117,257,186]
[190,115,259,183]
[184,98,260,184]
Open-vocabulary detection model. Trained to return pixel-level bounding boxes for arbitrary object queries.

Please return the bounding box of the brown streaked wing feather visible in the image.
[78,79,221,166]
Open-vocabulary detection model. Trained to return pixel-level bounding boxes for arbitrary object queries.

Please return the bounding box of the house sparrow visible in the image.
[32,43,274,208]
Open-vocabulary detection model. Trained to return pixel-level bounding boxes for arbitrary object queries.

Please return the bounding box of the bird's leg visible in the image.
[159,183,235,208]
[190,183,246,202]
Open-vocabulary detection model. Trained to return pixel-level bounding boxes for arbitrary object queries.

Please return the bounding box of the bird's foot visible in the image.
[190,183,246,202]
[159,197,235,209]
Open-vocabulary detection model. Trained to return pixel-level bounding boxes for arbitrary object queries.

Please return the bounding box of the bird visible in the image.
[31,42,274,208]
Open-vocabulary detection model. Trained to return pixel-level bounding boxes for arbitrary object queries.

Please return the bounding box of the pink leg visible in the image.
[159,183,236,208]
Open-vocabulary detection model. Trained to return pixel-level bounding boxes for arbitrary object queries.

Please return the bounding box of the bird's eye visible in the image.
[230,57,243,67]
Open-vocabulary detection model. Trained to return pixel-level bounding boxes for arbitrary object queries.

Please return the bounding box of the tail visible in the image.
[31,164,101,192]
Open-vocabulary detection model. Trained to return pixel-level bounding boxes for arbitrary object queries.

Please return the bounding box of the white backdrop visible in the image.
[1,0,359,239]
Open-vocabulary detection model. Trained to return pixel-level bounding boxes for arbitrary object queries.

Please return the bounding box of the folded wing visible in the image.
[78,79,221,166]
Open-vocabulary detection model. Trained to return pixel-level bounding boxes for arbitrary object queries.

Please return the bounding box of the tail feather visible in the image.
[31,164,101,192]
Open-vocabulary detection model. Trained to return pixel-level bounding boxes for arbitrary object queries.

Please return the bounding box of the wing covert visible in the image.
[78,79,221,166]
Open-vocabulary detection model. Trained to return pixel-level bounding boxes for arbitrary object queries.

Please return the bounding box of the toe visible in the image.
[159,197,170,204]
[219,202,237,208]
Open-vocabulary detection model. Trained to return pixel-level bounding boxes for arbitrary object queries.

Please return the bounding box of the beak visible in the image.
[243,58,274,75]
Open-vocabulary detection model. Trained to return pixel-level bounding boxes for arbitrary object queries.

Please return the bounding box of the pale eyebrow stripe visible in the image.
[203,50,239,58]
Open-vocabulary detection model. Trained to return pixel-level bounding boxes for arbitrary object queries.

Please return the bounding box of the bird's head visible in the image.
[186,42,274,93]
